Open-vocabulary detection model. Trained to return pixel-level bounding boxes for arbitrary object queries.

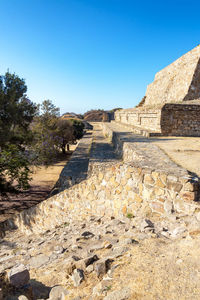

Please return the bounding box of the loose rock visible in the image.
[104,287,131,300]
[8,264,30,288]
[72,269,85,287]
[18,296,29,300]
[49,285,69,300]
[84,254,99,267]
[95,258,113,278]
[29,254,49,268]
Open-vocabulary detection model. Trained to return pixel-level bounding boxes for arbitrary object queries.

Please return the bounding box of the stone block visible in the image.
[151,202,165,214]
[164,200,173,214]
[134,194,143,203]
[167,175,178,182]
[125,185,132,192]
[91,184,96,191]
[167,181,183,192]
[95,258,113,278]
[156,178,165,188]
[138,183,143,195]
[122,205,127,215]
[184,181,198,192]
[152,171,159,180]
[154,187,165,196]
[160,174,167,185]
[8,264,30,288]
[72,269,84,287]
[144,174,154,185]
[180,191,195,202]
[121,178,127,186]
[104,287,131,300]
[98,172,104,181]
[49,285,69,299]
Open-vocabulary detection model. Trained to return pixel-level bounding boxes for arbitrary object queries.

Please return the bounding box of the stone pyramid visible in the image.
[143,45,200,106]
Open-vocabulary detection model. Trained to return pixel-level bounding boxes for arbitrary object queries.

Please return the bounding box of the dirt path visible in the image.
[0,147,76,223]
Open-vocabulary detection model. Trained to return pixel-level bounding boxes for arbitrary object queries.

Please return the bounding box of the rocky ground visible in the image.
[1,124,200,299]
[1,212,200,300]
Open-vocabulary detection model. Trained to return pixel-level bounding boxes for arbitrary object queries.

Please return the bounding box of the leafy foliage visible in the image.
[31,100,60,165]
[0,72,37,191]
[69,119,84,140]
[55,119,74,154]
[32,100,84,163]
[0,144,31,191]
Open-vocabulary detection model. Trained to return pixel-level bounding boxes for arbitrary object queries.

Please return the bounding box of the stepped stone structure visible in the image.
[1,47,200,299]
[115,45,200,136]
[1,123,200,299]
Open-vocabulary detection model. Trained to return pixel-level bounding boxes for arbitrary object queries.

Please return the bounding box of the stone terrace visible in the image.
[1,122,200,236]
[1,123,200,299]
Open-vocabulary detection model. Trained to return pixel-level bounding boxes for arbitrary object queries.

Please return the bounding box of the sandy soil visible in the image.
[0,146,77,223]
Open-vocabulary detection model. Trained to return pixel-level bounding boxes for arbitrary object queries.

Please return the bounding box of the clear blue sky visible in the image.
[0,0,199,114]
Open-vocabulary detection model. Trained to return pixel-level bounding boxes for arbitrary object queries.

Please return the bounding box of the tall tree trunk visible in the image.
[62,146,66,154]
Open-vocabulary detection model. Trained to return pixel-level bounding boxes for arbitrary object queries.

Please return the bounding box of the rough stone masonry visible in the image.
[115,44,200,136]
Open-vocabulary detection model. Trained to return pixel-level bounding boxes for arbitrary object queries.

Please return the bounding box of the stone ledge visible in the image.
[1,124,200,236]
[50,132,93,196]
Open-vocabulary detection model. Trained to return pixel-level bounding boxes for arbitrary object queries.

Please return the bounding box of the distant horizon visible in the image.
[0,0,200,114]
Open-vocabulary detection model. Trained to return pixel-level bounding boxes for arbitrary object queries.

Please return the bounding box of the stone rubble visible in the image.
[0,123,200,299]
[0,212,199,299]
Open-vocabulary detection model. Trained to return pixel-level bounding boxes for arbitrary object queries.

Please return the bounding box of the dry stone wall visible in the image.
[2,123,200,236]
[161,103,200,136]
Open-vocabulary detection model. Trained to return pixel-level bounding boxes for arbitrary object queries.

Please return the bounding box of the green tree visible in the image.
[38,99,60,127]
[70,119,84,140]
[0,72,37,191]
[31,100,60,165]
[55,119,74,154]
[32,102,85,163]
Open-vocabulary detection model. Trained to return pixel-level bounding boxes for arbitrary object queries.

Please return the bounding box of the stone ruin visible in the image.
[115,45,200,136]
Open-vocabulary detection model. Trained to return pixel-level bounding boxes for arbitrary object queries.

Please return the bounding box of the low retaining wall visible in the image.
[50,133,92,195]
[3,155,200,235]
[1,124,200,235]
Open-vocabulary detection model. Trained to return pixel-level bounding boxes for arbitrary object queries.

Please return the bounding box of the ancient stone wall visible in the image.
[115,108,161,133]
[50,133,92,196]
[144,45,200,106]
[114,45,200,136]
[161,104,200,136]
[115,103,200,136]
[2,123,200,236]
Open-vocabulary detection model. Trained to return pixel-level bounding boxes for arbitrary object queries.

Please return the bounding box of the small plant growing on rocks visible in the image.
[126,213,134,219]
[105,285,112,291]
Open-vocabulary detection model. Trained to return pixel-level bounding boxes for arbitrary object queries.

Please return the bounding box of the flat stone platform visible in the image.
[104,121,200,177]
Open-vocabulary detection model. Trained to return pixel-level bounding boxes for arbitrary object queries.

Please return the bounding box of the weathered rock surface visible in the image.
[104,287,131,300]
[49,285,68,299]
[7,264,30,288]
[72,269,85,287]
[1,213,200,299]
[1,123,200,299]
